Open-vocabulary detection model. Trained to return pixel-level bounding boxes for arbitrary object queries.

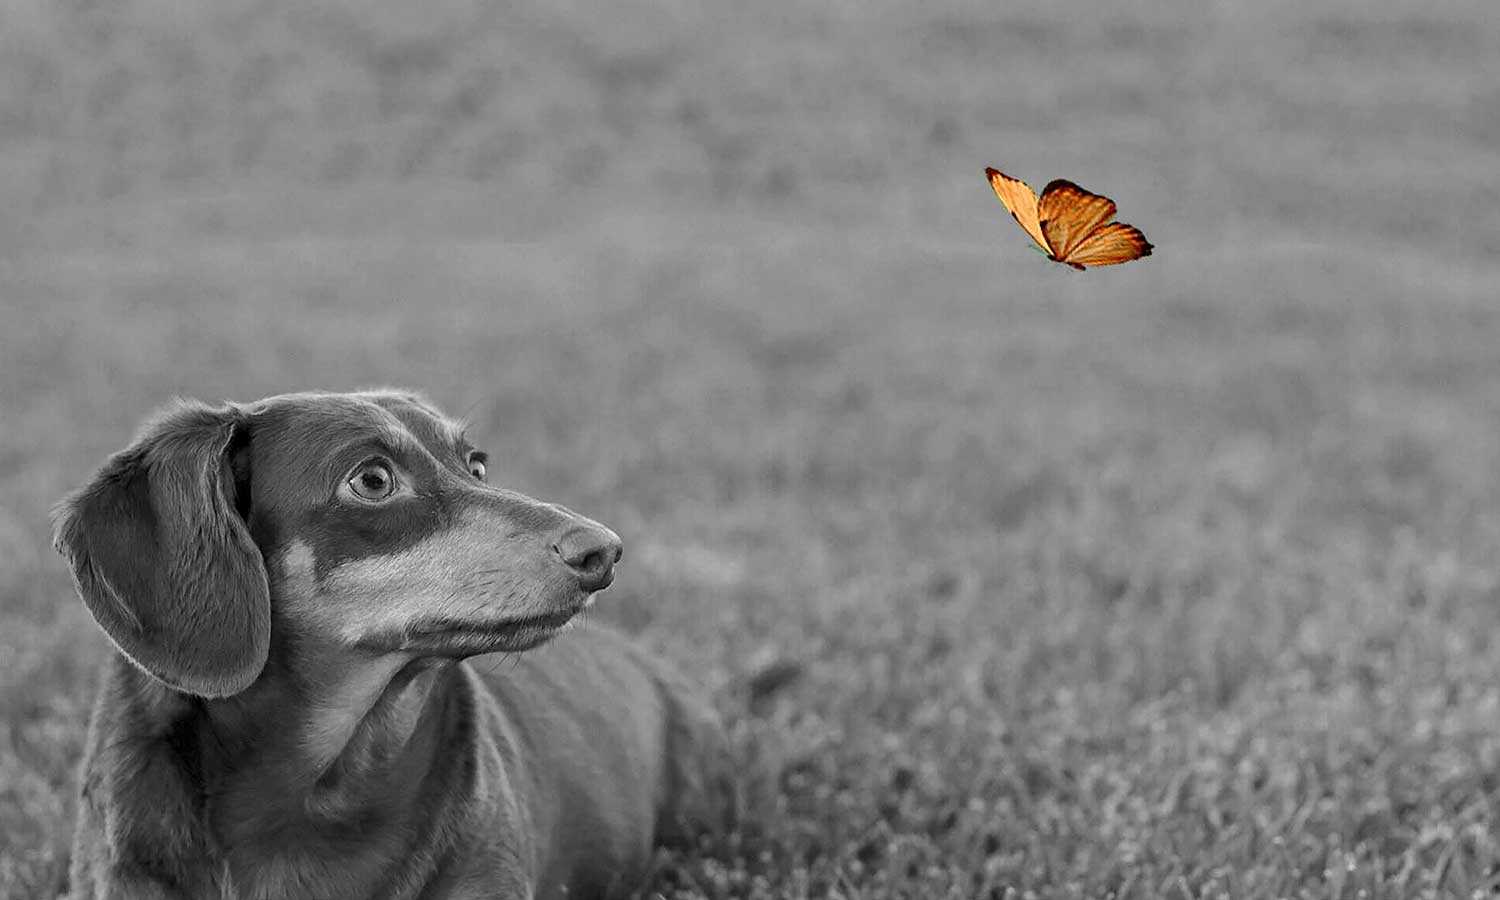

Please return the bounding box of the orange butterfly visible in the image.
[985,167,1152,270]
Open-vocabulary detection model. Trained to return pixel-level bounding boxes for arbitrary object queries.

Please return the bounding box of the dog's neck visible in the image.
[83,649,475,900]
[195,640,468,898]
[197,537,459,810]
[203,641,451,812]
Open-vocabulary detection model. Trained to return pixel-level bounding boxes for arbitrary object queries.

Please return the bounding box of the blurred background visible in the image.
[3,0,1500,896]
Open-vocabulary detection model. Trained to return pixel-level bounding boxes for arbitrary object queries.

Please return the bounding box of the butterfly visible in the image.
[985,167,1153,270]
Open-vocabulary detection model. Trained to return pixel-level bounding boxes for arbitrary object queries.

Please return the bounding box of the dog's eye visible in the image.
[348,461,396,501]
[468,457,487,481]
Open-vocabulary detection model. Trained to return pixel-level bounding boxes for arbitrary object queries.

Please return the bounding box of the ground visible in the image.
[2,0,1500,897]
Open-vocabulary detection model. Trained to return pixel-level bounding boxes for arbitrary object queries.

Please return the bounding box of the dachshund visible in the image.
[53,389,735,899]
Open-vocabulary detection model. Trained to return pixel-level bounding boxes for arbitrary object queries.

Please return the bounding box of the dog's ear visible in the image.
[53,401,269,698]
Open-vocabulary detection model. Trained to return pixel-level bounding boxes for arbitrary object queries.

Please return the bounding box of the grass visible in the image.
[3,0,1500,897]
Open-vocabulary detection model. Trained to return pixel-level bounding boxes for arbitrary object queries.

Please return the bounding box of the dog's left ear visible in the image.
[53,401,269,698]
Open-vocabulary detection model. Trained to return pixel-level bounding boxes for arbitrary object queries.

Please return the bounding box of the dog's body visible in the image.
[54,390,733,900]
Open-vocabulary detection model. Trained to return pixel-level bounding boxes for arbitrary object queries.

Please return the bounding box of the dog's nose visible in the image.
[552,523,623,592]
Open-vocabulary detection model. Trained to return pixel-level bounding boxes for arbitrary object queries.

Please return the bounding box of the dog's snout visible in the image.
[552,524,623,592]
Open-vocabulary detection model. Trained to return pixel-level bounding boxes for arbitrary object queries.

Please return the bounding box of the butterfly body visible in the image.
[986,168,1152,270]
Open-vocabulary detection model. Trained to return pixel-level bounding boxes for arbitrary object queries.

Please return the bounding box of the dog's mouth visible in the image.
[398,606,585,656]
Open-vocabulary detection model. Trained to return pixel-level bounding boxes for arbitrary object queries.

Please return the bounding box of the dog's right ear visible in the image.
[52,401,269,698]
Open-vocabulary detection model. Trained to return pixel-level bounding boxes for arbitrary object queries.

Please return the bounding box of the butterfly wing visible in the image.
[1055,222,1153,268]
[986,168,1051,256]
[1037,180,1121,264]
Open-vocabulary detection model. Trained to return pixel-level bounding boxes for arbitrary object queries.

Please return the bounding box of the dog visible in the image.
[52,389,735,900]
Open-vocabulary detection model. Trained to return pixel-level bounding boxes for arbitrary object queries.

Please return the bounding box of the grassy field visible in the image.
[3,0,1500,897]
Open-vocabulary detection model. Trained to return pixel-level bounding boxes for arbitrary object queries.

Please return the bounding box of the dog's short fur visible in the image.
[53,390,735,900]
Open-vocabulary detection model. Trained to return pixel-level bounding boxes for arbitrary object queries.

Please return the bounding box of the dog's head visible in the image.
[53,389,621,698]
